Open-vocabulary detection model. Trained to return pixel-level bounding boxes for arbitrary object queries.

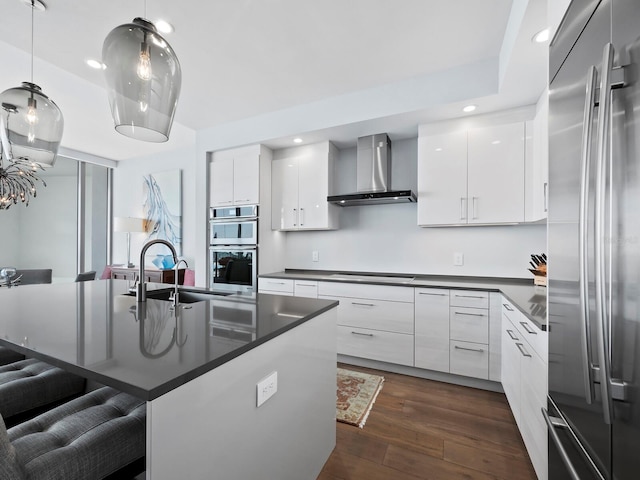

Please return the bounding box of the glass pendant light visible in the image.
[102,15,181,143]
[0,0,64,168]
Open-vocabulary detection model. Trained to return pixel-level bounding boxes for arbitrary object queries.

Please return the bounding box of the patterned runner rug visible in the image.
[336,368,384,428]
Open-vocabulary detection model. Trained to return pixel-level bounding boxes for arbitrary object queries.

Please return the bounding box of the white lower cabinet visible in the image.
[450,339,489,379]
[319,282,414,367]
[337,326,414,366]
[414,288,450,373]
[257,278,294,296]
[501,298,548,480]
[293,280,318,298]
[449,290,491,380]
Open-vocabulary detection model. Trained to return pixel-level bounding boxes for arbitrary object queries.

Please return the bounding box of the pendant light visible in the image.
[102,2,181,143]
[0,0,64,168]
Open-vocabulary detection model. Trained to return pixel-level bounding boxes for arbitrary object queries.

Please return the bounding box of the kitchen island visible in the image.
[0,280,339,480]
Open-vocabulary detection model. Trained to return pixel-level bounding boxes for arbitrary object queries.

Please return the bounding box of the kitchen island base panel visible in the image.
[146,308,338,480]
[338,354,503,394]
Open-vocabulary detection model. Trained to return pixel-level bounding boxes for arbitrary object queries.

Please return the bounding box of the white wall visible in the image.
[283,203,545,278]
[12,175,78,281]
[113,145,198,279]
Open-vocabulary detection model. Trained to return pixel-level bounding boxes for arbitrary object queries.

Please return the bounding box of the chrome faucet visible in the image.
[168,259,189,306]
[137,239,179,306]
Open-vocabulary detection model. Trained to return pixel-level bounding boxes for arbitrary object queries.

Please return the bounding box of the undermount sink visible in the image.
[329,273,415,284]
[124,288,232,303]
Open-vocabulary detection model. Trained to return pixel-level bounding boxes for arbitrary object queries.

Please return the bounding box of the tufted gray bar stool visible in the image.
[1,386,146,480]
[0,347,24,366]
[0,358,86,422]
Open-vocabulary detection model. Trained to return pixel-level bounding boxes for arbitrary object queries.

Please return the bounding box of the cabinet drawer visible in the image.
[258,278,294,294]
[318,282,414,303]
[450,290,489,308]
[320,295,414,334]
[338,326,414,366]
[450,307,488,344]
[502,298,547,360]
[294,280,318,298]
[450,340,489,379]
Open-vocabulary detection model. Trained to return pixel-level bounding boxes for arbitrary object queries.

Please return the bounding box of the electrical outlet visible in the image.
[312,250,319,262]
[257,371,278,407]
[453,252,464,266]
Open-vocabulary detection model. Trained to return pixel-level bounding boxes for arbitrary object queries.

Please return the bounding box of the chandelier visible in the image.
[0,154,46,210]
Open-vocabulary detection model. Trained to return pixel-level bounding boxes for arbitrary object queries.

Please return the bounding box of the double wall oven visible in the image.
[209,205,258,293]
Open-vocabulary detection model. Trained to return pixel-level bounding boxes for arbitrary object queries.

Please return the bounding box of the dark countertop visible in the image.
[260,269,547,331]
[0,280,338,401]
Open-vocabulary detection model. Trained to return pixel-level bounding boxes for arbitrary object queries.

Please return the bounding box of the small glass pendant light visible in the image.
[0,82,64,166]
[0,0,64,168]
[102,17,181,143]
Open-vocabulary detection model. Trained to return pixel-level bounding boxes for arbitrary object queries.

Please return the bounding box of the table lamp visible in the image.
[114,217,146,267]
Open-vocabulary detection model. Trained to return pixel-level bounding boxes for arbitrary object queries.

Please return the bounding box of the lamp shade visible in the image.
[0,82,64,167]
[102,18,181,143]
[114,216,146,233]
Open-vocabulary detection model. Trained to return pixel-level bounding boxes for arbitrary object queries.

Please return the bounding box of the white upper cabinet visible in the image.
[209,147,260,207]
[525,91,549,222]
[467,123,525,224]
[417,131,468,225]
[418,122,526,226]
[271,141,339,231]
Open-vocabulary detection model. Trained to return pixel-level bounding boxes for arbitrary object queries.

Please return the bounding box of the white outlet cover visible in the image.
[312,250,319,262]
[257,371,278,407]
[453,252,464,266]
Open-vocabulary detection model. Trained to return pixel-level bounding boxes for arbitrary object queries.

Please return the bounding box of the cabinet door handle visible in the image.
[507,329,519,340]
[455,294,485,299]
[296,283,316,287]
[503,303,514,311]
[520,321,537,335]
[293,208,297,226]
[267,281,286,285]
[454,311,486,317]
[472,196,478,219]
[351,331,374,337]
[516,343,532,358]
[352,302,375,307]
[460,197,466,220]
[418,292,447,296]
[454,345,484,353]
[234,198,251,203]
[543,182,548,212]
[300,207,305,226]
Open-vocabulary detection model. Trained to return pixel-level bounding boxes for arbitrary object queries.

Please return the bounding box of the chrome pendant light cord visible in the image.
[30,0,34,83]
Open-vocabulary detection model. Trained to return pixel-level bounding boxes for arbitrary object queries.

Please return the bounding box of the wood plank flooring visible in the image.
[317,364,537,480]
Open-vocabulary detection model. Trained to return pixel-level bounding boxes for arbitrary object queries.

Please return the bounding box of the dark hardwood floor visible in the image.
[318,364,537,480]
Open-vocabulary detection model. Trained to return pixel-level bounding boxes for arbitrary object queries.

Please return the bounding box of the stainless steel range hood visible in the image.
[327,133,417,206]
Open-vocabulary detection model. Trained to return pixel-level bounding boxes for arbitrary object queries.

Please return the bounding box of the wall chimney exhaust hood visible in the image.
[327,133,417,206]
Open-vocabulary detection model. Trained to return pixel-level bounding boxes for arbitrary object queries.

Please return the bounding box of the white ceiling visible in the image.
[0,0,548,160]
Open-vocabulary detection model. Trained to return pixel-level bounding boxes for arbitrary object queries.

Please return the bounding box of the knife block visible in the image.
[534,275,547,287]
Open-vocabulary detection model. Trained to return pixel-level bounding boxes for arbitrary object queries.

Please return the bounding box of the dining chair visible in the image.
[75,270,97,282]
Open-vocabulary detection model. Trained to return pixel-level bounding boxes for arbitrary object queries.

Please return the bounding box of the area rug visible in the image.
[336,368,384,428]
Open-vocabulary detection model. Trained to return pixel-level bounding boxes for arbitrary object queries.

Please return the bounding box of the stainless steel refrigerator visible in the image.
[546,0,640,478]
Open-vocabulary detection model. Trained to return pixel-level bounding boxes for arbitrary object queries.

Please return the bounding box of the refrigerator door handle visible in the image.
[542,408,582,480]
[578,64,598,405]
[594,42,616,424]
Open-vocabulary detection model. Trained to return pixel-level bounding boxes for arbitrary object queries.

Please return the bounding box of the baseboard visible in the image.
[338,355,504,393]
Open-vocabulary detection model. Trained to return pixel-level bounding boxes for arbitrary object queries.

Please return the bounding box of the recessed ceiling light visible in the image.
[293,138,303,144]
[434,147,443,152]
[463,104,477,113]
[532,28,550,43]
[86,59,106,69]
[154,20,174,34]
[491,140,501,145]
